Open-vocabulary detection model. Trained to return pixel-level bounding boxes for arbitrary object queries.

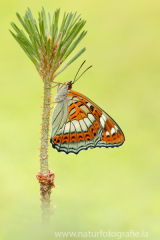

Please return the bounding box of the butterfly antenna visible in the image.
[73,60,86,84]
[73,65,93,84]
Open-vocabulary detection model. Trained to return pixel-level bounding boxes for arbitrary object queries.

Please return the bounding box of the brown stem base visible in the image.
[36,169,55,223]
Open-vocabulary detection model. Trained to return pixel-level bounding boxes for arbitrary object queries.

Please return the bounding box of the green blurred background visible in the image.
[0,0,160,239]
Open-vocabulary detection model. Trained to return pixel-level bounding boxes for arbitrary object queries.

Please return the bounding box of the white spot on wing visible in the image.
[64,122,70,134]
[102,114,107,122]
[100,116,105,128]
[79,120,88,132]
[84,118,92,128]
[106,131,110,136]
[88,114,96,123]
[111,128,116,135]
[72,120,81,132]
[86,102,92,108]
[70,122,75,133]
[115,125,118,132]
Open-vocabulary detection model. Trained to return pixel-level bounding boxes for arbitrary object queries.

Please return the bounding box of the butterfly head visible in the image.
[54,81,73,102]
[65,81,73,90]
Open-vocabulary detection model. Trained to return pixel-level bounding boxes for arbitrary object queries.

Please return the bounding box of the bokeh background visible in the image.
[0,0,160,239]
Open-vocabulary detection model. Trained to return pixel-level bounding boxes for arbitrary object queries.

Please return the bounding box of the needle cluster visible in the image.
[10,7,87,82]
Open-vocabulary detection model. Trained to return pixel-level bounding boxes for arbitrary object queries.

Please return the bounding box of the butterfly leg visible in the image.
[46,82,62,89]
[44,102,56,105]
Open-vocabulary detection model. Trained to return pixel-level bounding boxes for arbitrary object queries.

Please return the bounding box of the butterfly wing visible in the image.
[50,90,125,154]
[67,90,125,149]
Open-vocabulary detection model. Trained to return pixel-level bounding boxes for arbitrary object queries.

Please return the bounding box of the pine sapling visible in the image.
[10,7,87,223]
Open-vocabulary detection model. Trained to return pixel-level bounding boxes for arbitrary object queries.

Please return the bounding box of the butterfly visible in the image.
[50,62,125,154]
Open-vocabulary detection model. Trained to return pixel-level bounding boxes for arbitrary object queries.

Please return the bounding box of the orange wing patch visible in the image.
[100,118,125,145]
[68,102,87,121]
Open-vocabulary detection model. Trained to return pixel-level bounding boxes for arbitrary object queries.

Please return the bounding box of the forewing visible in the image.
[67,90,125,148]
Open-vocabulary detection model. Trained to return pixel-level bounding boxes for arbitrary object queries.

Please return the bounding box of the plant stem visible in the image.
[40,83,52,176]
[37,77,54,223]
